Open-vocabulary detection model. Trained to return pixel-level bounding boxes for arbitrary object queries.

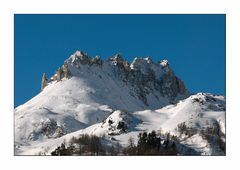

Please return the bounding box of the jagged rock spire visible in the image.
[41,73,47,91]
[62,62,71,78]
[56,67,63,81]
[109,53,124,66]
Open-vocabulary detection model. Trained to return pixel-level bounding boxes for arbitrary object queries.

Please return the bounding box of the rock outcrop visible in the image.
[41,73,47,91]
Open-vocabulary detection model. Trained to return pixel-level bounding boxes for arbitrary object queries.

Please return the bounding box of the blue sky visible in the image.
[14,14,226,107]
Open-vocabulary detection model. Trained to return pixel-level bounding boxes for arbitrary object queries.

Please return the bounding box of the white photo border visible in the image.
[0,0,239,170]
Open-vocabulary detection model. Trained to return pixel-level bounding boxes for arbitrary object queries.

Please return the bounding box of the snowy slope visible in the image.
[15,93,225,155]
[87,93,225,155]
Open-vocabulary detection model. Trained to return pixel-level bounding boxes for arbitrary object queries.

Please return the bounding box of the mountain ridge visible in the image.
[14,51,225,155]
[45,50,189,105]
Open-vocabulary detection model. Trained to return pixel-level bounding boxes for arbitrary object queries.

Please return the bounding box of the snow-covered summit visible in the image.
[66,50,91,66]
[15,51,189,144]
[159,59,169,67]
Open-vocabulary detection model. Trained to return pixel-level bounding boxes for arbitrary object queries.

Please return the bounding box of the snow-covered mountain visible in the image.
[14,51,225,155]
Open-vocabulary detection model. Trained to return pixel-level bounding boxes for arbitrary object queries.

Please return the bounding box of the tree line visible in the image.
[51,131,179,156]
[124,131,178,155]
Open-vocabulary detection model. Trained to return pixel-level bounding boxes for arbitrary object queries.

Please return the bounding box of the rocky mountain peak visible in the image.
[43,51,189,106]
[145,56,153,64]
[68,50,91,66]
[109,53,124,66]
[74,50,87,58]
